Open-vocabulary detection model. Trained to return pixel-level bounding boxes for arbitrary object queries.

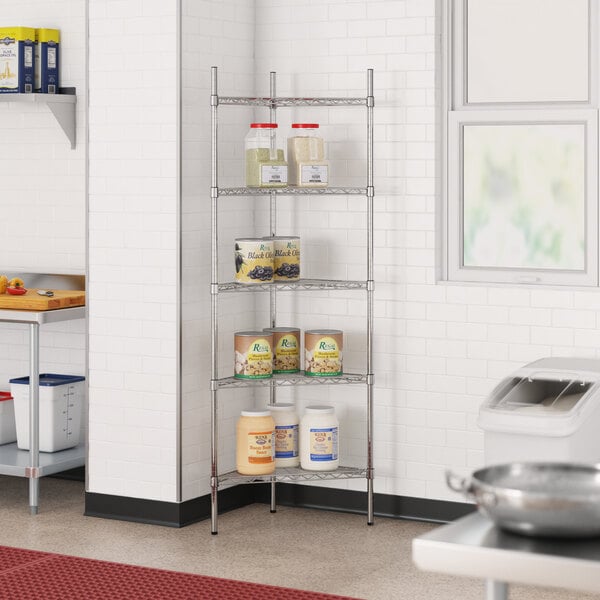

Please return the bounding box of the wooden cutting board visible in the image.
[0,289,86,311]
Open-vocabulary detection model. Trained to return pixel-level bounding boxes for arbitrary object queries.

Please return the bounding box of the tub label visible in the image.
[309,426,338,461]
[275,424,299,458]
[247,430,275,464]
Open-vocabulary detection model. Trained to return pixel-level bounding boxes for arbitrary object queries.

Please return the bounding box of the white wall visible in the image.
[180,0,257,501]
[87,0,179,502]
[6,0,598,509]
[252,0,600,503]
[0,1,87,393]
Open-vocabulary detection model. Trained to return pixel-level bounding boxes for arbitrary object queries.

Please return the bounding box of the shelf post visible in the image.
[269,71,278,514]
[210,66,219,534]
[366,68,375,525]
[28,323,40,514]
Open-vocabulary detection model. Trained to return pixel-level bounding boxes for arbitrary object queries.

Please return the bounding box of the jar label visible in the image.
[301,165,328,184]
[309,426,338,461]
[247,430,275,464]
[275,424,299,458]
[273,333,300,373]
[261,165,288,185]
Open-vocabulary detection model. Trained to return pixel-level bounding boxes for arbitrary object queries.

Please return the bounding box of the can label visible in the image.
[247,430,275,464]
[275,424,298,458]
[305,332,343,376]
[235,239,273,284]
[309,427,338,461]
[235,334,273,379]
[272,331,300,373]
[273,237,300,281]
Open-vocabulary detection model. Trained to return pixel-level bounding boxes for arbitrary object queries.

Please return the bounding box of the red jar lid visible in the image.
[0,392,13,402]
[292,123,319,128]
[250,123,278,128]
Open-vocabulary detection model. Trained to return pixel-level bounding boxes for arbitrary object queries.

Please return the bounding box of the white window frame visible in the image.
[441,0,599,287]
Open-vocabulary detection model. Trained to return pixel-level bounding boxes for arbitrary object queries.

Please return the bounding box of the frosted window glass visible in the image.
[462,124,586,270]
[467,0,589,103]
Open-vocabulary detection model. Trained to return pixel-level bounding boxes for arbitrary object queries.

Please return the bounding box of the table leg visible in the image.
[486,580,508,600]
[28,323,40,515]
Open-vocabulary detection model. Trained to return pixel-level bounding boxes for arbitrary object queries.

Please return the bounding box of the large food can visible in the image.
[234,331,273,379]
[264,327,300,373]
[270,236,300,281]
[304,329,343,377]
[235,238,274,284]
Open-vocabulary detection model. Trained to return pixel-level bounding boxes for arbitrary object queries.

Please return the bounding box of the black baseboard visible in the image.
[85,483,474,528]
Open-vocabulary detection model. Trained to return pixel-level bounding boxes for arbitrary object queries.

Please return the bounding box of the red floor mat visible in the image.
[0,545,362,600]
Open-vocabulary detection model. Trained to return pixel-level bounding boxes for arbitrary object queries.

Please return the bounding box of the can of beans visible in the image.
[235,331,273,379]
[235,238,274,284]
[269,236,300,281]
[304,329,343,377]
[264,327,301,373]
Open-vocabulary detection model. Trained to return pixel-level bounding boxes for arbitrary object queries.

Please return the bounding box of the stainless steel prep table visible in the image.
[0,306,86,514]
[413,512,600,599]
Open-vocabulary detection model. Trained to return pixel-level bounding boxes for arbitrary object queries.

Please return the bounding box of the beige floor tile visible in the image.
[0,476,598,599]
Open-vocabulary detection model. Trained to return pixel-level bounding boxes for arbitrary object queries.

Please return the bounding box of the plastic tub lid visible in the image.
[267,403,295,411]
[0,392,13,401]
[292,123,319,128]
[250,123,278,128]
[304,405,335,414]
[9,373,85,386]
[241,409,272,418]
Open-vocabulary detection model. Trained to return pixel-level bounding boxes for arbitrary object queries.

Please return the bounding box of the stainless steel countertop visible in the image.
[413,512,600,594]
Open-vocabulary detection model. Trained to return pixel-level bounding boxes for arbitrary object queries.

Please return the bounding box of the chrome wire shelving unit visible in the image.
[210,66,375,534]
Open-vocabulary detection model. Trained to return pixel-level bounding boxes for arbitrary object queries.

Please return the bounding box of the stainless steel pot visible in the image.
[447,462,600,538]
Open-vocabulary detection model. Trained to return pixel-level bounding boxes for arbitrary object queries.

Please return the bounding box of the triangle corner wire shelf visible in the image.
[216,371,367,389]
[218,465,368,487]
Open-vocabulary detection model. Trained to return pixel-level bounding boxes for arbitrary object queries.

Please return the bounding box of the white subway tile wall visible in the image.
[252,0,600,503]
[180,0,257,502]
[0,1,86,401]
[6,0,600,508]
[88,0,179,502]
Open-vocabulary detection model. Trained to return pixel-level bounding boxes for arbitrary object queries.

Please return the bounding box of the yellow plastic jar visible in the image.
[236,409,275,475]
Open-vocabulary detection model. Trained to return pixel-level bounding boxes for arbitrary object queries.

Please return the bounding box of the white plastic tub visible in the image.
[9,373,85,452]
[0,392,17,445]
[479,358,600,465]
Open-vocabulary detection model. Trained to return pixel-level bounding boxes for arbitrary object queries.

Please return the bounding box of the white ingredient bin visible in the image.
[9,373,85,452]
[0,392,17,445]
[478,358,600,465]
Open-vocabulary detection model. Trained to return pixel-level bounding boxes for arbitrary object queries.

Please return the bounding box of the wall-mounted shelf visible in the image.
[0,88,77,149]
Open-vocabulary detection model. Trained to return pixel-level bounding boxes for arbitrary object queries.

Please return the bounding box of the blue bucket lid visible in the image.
[9,373,85,386]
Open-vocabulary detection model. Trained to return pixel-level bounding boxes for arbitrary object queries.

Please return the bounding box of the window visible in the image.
[442,0,598,286]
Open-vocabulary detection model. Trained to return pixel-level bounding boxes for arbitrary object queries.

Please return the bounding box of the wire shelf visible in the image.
[218,465,368,487]
[215,372,367,389]
[219,96,366,107]
[218,186,366,196]
[218,278,367,293]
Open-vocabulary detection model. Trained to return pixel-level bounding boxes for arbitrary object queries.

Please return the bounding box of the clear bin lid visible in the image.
[488,372,592,415]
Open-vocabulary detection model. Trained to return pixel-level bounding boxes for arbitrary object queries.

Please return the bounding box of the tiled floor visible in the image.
[0,475,597,599]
